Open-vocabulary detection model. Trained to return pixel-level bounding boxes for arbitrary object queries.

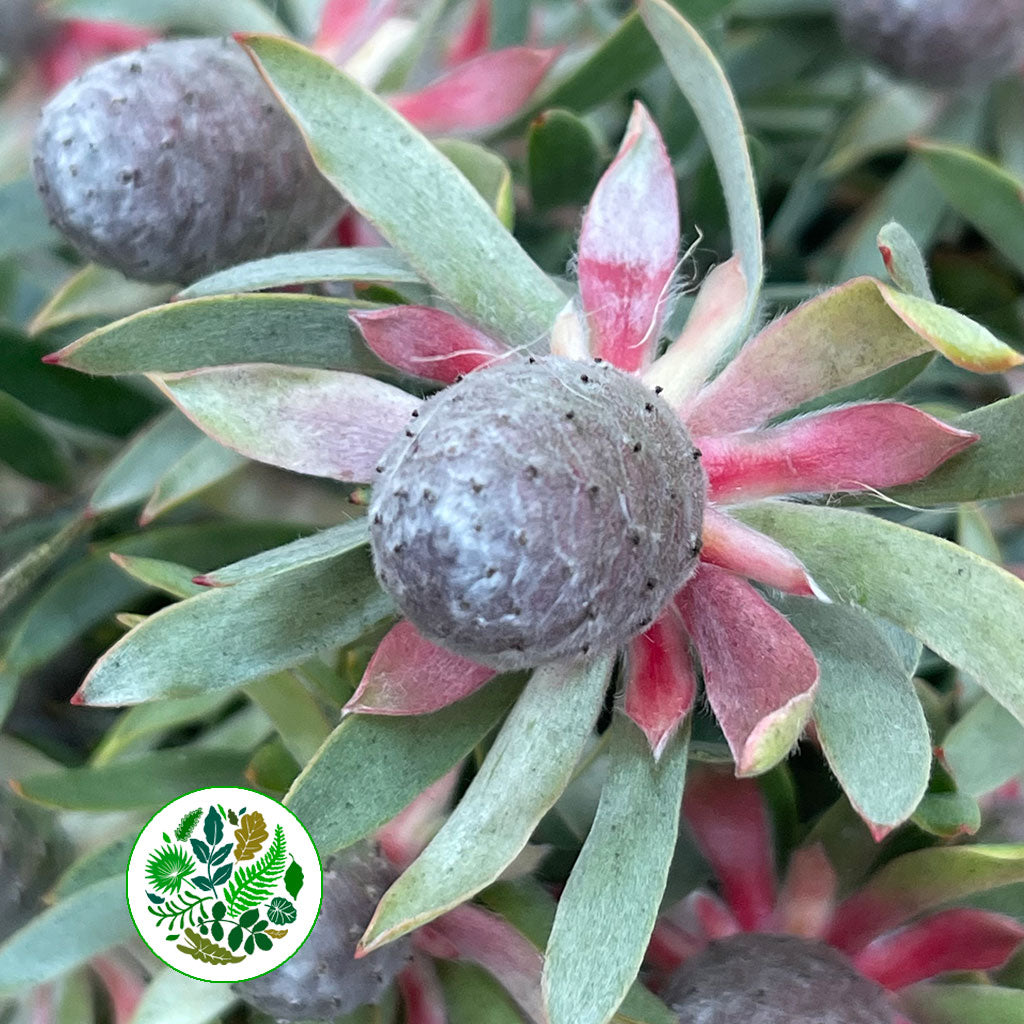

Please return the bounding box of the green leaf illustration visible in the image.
[145,844,197,896]
[211,863,233,887]
[233,811,268,862]
[204,806,224,847]
[227,926,243,952]
[176,928,245,965]
[223,825,286,917]
[266,898,296,925]
[284,858,304,901]
[147,890,209,931]
[253,933,273,951]
[227,809,239,825]
[174,808,202,841]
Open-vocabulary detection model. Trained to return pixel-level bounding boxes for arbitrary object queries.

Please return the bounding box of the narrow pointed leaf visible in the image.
[155,364,418,483]
[738,502,1024,728]
[0,877,132,994]
[827,846,1024,954]
[676,565,818,776]
[46,294,383,376]
[286,674,522,854]
[242,35,565,344]
[854,909,1024,990]
[109,555,205,600]
[877,285,1022,373]
[177,247,421,299]
[244,673,333,765]
[544,717,689,1024]
[0,391,72,487]
[702,403,977,501]
[700,507,823,599]
[50,0,288,33]
[140,439,248,525]
[774,845,837,939]
[88,413,203,516]
[197,520,368,587]
[390,48,558,135]
[899,984,1024,1024]
[360,656,613,949]
[578,101,679,372]
[397,956,448,1024]
[434,139,515,228]
[29,264,174,334]
[914,140,1024,277]
[776,598,930,834]
[682,768,776,931]
[75,544,393,705]
[685,279,930,435]
[625,611,696,757]
[346,621,495,716]
[639,0,762,341]
[351,306,509,383]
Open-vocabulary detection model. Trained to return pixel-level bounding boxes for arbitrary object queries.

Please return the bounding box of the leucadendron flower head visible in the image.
[648,768,1024,1024]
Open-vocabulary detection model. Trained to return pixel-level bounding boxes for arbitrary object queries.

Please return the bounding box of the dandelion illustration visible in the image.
[146,844,197,896]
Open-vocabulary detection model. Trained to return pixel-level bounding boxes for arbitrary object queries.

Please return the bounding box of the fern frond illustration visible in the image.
[174,808,203,841]
[176,928,245,965]
[223,825,286,917]
[147,890,210,930]
[145,844,196,895]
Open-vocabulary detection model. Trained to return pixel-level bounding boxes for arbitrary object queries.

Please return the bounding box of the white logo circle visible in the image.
[126,787,323,983]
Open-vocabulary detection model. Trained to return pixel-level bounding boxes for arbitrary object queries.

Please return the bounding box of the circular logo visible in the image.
[126,787,323,983]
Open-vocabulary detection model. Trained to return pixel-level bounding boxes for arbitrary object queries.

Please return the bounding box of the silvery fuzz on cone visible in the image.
[371,355,706,670]
[32,37,344,283]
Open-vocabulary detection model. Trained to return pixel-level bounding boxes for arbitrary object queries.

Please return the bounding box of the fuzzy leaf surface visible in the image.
[739,503,1024,727]
[75,544,393,705]
[360,656,613,949]
[286,674,523,854]
[242,35,565,345]
[544,717,689,1024]
[128,967,237,1024]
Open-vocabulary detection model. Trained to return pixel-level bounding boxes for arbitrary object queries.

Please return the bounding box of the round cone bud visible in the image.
[0,791,62,945]
[837,0,1024,88]
[370,355,706,670]
[233,843,410,1022]
[663,933,896,1024]
[0,0,54,63]
[32,37,344,283]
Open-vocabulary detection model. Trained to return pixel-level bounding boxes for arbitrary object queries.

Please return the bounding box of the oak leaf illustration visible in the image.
[233,811,268,861]
[176,927,245,965]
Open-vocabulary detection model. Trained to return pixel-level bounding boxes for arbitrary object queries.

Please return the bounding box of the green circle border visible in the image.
[125,785,325,985]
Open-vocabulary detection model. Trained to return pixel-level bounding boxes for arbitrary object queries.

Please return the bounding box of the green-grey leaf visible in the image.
[30,263,174,334]
[51,836,135,901]
[899,983,1024,1024]
[0,390,72,487]
[109,554,205,600]
[435,139,515,229]
[89,412,203,516]
[242,35,564,345]
[140,438,248,524]
[200,520,369,586]
[640,0,762,337]
[544,717,689,1024]
[177,247,421,299]
[361,656,613,949]
[286,674,523,854]
[738,503,1024,728]
[49,294,383,377]
[877,221,934,300]
[49,0,286,33]
[128,967,238,1024]
[0,877,132,994]
[244,672,332,766]
[78,543,393,705]
[0,179,60,259]
[528,109,602,211]
[915,140,1024,277]
[15,750,249,811]
[777,598,930,833]
[943,696,1024,799]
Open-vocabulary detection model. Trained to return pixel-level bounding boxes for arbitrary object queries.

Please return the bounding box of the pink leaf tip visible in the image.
[40,352,61,365]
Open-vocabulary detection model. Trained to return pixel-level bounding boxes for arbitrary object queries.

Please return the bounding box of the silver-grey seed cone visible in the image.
[837,0,1024,88]
[233,843,410,1022]
[32,37,344,283]
[0,0,54,63]
[371,355,706,670]
[663,933,896,1024]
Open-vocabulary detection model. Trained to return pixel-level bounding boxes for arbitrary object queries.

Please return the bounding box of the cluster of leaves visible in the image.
[2,0,1024,1023]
